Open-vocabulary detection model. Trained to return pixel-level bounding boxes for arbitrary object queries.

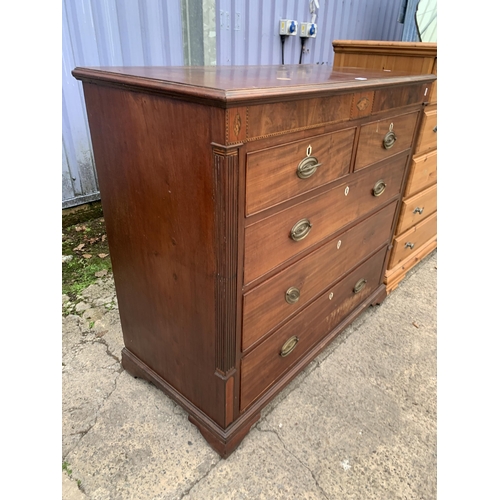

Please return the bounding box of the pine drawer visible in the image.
[389,212,437,268]
[396,184,437,234]
[413,104,437,155]
[404,149,437,197]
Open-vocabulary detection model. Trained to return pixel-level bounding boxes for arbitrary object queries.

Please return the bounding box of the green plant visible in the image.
[62,461,72,475]
[63,257,112,298]
[63,461,82,490]
[62,217,112,302]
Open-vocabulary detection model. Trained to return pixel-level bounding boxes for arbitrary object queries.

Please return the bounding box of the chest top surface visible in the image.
[72,64,436,107]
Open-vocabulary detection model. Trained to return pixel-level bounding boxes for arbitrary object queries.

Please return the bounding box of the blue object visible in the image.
[309,24,316,36]
[289,20,296,33]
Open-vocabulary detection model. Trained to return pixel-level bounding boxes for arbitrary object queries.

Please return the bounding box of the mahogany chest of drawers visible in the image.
[72,64,435,457]
[333,41,438,292]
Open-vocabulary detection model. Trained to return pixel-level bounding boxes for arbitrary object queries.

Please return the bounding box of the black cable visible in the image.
[280,35,286,65]
[299,37,306,64]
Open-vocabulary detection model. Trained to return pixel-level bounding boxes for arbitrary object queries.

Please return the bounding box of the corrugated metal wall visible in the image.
[62,0,184,208]
[63,0,405,209]
[400,0,420,42]
[216,0,404,66]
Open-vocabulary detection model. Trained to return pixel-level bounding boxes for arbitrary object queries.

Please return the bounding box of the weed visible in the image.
[63,460,83,490]
[62,217,112,301]
[62,461,72,475]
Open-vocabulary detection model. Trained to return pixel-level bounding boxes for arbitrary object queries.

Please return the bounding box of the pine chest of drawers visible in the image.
[72,65,435,457]
[332,41,438,292]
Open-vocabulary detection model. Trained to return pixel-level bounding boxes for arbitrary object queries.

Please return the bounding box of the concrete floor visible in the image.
[62,250,437,500]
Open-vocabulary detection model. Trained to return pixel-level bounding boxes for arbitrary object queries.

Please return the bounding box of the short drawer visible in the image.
[244,152,408,284]
[388,211,437,268]
[354,111,419,171]
[396,184,437,235]
[240,246,387,411]
[405,149,437,197]
[414,104,437,155]
[242,201,397,351]
[246,128,355,215]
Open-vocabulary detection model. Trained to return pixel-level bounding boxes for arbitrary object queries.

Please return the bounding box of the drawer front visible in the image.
[414,104,437,155]
[244,153,408,284]
[242,201,397,351]
[240,247,387,411]
[354,111,419,171]
[389,211,437,268]
[372,84,430,114]
[405,149,437,197]
[246,128,355,215]
[396,184,437,234]
[246,93,352,141]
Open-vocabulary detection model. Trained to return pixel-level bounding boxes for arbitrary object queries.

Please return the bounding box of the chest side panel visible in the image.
[82,83,227,423]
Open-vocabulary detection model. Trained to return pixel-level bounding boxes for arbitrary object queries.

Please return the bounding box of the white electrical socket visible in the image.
[279,19,298,36]
[300,22,317,38]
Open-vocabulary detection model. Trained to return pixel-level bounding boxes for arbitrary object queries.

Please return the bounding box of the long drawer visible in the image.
[388,211,437,268]
[240,247,387,411]
[246,128,355,215]
[242,201,397,351]
[404,149,437,197]
[396,184,437,234]
[354,111,419,171]
[244,152,408,284]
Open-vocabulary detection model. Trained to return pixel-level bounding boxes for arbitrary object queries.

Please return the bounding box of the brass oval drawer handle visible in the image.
[297,156,322,179]
[353,278,367,294]
[383,128,397,149]
[373,180,387,197]
[290,218,312,241]
[285,286,301,304]
[280,336,299,357]
[413,207,424,215]
[405,242,415,249]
